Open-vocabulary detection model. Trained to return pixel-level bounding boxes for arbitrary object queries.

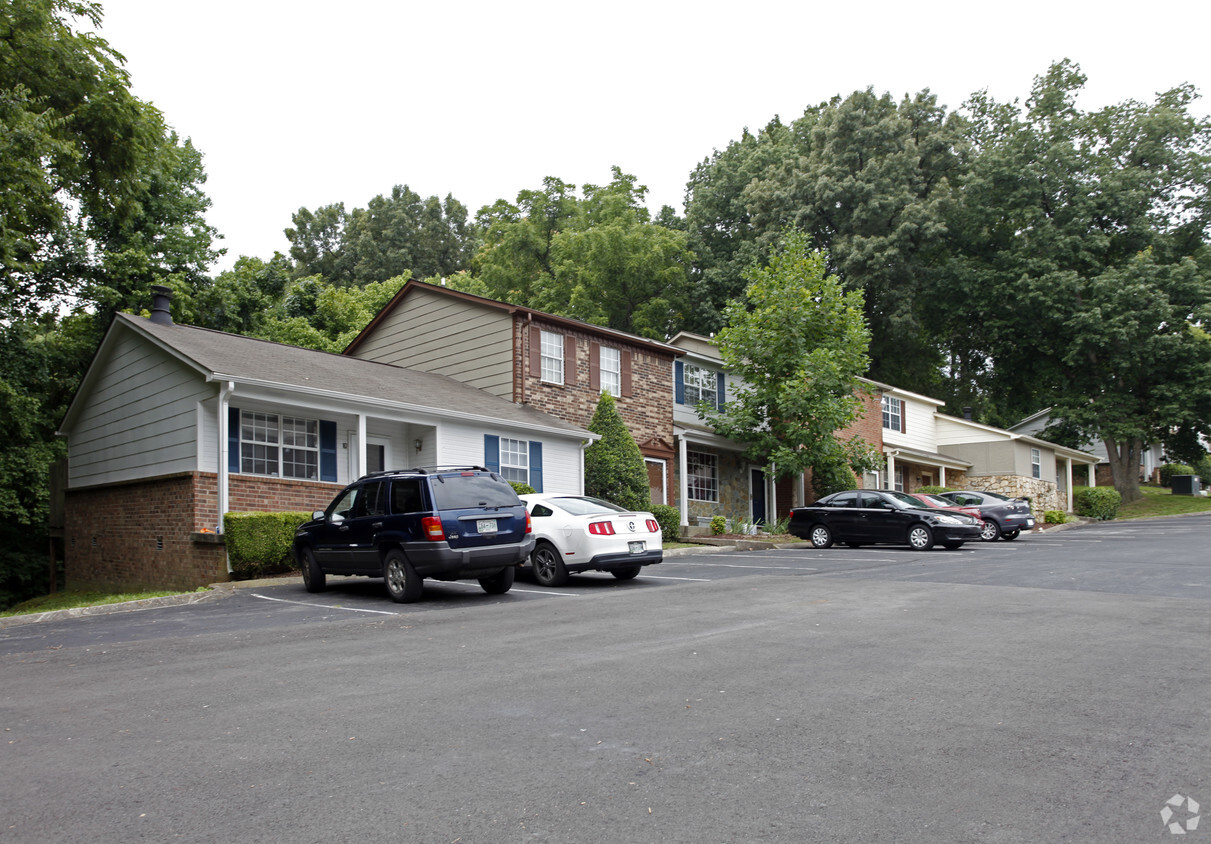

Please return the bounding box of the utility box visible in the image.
[1171,475,1201,495]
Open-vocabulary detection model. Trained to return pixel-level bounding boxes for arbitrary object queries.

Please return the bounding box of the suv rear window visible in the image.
[431,473,521,510]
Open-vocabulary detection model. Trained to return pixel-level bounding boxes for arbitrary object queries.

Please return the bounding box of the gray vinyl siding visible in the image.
[67,332,210,488]
[939,441,1017,476]
[349,290,515,398]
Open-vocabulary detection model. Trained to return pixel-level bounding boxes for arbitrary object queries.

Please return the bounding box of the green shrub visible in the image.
[584,392,650,511]
[650,505,681,542]
[710,515,727,535]
[223,512,311,579]
[1044,510,1067,524]
[1195,455,1211,486]
[509,481,536,495]
[915,485,952,495]
[1072,487,1121,521]
[1159,463,1196,487]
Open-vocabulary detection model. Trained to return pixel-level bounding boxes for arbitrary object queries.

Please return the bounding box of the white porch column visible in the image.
[1065,458,1075,512]
[217,381,234,534]
[355,414,367,478]
[678,435,689,528]
[939,466,946,487]
[885,452,896,490]
[768,463,777,526]
[1089,463,1096,487]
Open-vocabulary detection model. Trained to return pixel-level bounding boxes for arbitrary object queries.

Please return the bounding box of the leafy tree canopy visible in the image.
[705,230,880,483]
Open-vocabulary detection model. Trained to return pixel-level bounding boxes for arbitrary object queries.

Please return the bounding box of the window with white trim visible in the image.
[684,364,718,407]
[540,330,564,383]
[687,451,718,502]
[599,346,621,396]
[882,396,903,431]
[499,437,529,484]
[240,412,318,479]
[1031,448,1041,479]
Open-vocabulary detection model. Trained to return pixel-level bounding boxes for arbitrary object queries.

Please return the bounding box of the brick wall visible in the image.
[517,316,677,498]
[65,472,344,592]
[802,385,885,504]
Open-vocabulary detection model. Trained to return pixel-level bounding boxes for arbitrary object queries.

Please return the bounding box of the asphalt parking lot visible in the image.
[3,516,1209,842]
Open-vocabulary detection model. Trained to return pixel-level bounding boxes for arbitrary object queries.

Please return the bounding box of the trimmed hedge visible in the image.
[509,481,536,495]
[1044,510,1067,524]
[650,505,681,543]
[224,512,311,579]
[1072,486,1121,521]
[915,485,952,495]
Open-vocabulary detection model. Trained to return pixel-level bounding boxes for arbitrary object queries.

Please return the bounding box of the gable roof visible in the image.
[344,280,684,358]
[60,313,593,440]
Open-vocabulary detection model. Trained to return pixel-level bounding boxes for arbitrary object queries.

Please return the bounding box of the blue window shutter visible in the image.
[227,406,240,473]
[484,434,500,473]
[674,360,685,404]
[529,441,543,493]
[320,421,337,482]
[716,371,726,411]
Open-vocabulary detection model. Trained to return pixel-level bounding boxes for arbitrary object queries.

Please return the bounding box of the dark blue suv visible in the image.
[293,467,534,602]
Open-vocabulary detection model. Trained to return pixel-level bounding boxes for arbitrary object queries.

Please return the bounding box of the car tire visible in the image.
[611,565,641,581]
[384,549,423,603]
[531,541,569,587]
[478,565,515,595]
[809,525,833,549]
[300,547,326,593]
[979,520,1001,541]
[908,524,934,551]
[941,541,964,550]
[1002,530,1021,541]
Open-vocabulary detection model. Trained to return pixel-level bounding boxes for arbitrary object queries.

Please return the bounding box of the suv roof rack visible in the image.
[355,466,489,481]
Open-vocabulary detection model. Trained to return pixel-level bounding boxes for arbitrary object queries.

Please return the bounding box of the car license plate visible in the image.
[477,519,498,534]
[628,541,644,554]
[1025,518,1035,527]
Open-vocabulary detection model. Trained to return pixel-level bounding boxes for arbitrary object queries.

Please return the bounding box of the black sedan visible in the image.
[789,489,983,551]
[937,490,1036,541]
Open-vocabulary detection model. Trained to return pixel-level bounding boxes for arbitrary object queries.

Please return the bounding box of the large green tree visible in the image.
[705,230,881,493]
[947,61,1211,501]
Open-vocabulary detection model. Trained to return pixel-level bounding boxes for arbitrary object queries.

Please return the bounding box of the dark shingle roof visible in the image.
[122,313,590,437]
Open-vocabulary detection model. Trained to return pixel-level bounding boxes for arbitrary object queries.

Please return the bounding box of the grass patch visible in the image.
[1116,485,1211,520]
[1,589,187,618]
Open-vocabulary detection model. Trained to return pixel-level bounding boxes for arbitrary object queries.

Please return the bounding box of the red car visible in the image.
[908,493,986,531]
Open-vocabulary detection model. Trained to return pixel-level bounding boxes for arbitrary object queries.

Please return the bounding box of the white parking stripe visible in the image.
[641,575,713,581]
[251,593,399,615]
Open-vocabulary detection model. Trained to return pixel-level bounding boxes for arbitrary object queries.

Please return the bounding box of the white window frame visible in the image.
[540,330,564,384]
[600,346,621,396]
[240,411,319,480]
[882,396,902,431]
[684,364,718,408]
[500,437,529,485]
[687,451,718,502]
[1031,448,1042,479]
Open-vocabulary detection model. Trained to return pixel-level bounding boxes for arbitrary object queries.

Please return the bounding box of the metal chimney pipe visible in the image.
[962,406,973,421]
[150,285,173,325]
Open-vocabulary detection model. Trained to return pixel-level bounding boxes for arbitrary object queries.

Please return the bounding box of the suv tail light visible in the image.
[525,512,533,535]
[421,516,444,541]
[645,519,659,533]
[588,521,615,536]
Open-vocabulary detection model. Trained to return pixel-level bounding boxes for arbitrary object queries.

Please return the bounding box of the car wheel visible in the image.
[908,524,934,551]
[611,565,641,581]
[809,525,833,549]
[941,541,964,550]
[531,541,569,587]
[383,549,423,603]
[300,547,325,593]
[478,565,515,595]
[979,520,1001,541]
[1002,530,1021,541]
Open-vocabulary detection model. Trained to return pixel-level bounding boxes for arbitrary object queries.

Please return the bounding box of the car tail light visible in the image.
[421,516,444,541]
[588,521,615,536]
[646,519,659,533]
[525,512,533,534]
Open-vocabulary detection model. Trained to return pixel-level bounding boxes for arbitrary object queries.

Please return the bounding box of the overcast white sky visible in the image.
[96,1,1211,273]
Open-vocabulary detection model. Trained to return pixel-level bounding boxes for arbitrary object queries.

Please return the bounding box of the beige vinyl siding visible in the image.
[882,397,937,453]
[938,440,1017,476]
[349,290,514,398]
[67,332,210,488]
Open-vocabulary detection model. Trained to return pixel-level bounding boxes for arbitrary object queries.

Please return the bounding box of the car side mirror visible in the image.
[312,510,326,521]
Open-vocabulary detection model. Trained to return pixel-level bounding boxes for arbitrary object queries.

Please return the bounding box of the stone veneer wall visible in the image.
[965,475,1063,517]
[65,472,344,592]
